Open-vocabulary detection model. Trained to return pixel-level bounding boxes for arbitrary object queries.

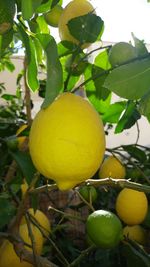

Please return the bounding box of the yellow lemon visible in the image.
[21,179,28,197]
[29,93,105,190]
[123,225,147,245]
[21,208,51,238]
[58,0,95,47]
[116,188,148,225]
[44,5,63,27]
[86,210,123,249]
[0,240,32,267]
[98,155,126,179]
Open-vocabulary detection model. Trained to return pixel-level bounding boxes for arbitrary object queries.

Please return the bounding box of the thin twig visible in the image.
[69,245,95,267]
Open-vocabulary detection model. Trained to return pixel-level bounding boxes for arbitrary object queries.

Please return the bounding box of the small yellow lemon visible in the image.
[116,188,148,225]
[58,0,95,46]
[21,208,51,238]
[29,93,105,190]
[0,240,32,267]
[98,155,126,179]
[86,210,123,249]
[123,225,147,245]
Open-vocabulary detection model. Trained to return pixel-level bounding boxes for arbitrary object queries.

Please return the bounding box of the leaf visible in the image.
[94,49,111,70]
[37,34,63,108]
[92,65,110,100]
[131,33,148,56]
[17,24,39,92]
[102,101,127,123]
[139,90,150,122]
[10,151,36,184]
[122,145,147,162]
[67,13,104,44]
[104,57,150,100]
[36,0,52,13]
[21,0,34,20]
[115,101,141,133]
[122,242,150,267]
[0,196,16,228]
[36,15,50,34]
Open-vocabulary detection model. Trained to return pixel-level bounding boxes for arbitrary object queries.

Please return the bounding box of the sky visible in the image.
[51,0,150,44]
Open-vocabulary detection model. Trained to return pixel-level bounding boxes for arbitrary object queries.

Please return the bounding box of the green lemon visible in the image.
[44,5,63,27]
[86,210,123,249]
[79,185,98,203]
[109,42,137,67]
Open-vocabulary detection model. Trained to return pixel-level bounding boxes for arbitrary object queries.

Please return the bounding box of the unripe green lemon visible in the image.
[44,5,63,27]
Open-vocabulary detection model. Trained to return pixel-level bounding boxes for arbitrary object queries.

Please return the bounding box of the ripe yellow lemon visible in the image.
[123,225,147,245]
[29,93,105,190]
[98,155,126,179]
[0,240,32,267]
[86,210,123,249]
[116,188,148,225]
[58,0,95,46]
[21,208,51,237]
[44,5,63,27]
[109,42,137,67]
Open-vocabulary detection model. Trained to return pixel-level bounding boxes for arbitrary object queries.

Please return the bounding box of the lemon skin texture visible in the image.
[116,188,148,225]
[0,240,32,267]
[58,0,95,47]
[29,93,106,190]
[99,155,126,179]
[21,208,51,238]
[86,210,123,249]
[123,225,147,245]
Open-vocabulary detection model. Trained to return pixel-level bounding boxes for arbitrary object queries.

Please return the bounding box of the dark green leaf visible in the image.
[68,13,104,44]
[139,90,150,122]
[92,65,110,100]
[104,57,150,100]
[37,34,63,108]
[122,145,147,162]
[17,24,39,92]
[115,101,141,133]
[1,94,17,101]
[102,101,127,123]
[57,41,79,58]
[0,197,16,228]
[10,151,36,184]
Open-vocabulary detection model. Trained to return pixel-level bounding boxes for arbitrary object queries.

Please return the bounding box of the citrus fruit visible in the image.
[44,4,63,27]
[109,42,137,67]
[65,53,88,76]
[58,0,95,47]
[29,93,106,190]
[16,124,28,149]
[116,188,148,225]
[21,208,51,237]
[123,225,147,245]
[86,210,123,249]
[98,155,126,179]
[0,240,32,267]
[0,0,16,34]
[79,185,98,203]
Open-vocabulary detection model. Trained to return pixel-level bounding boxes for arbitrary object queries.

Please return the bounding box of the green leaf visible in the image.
[0,196,16,228]
[92,66,110,100]
[36,0,52,13]
[17,24,39,92]
[37,34,63,108]
[68,13,104,44]
[122,145,147,162]
[21,0,34,20]
[36,15,50,34]
[104,57,150,100]
[102,101,127,123]
[139,90,150,122]
[94,49,111,70]
[132,33,148,56]
[122,242,150,267]
[10,151,36,184]
[115,101,141,133]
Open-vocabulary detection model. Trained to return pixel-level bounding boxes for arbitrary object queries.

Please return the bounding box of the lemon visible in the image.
[116,188,148,225]
[0,240,32,267]
[29,93,105,190]
[21,179,28,197]
[79,185,98,203]
[16,124,28,149]
[109,42,137,67]
[123,225,147,245]
[86,210,123,249]
[98,155,126,179]
[44,5,63,27]
[21,208,51,238]
[0,0,16,34]
[58,0,95,46]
